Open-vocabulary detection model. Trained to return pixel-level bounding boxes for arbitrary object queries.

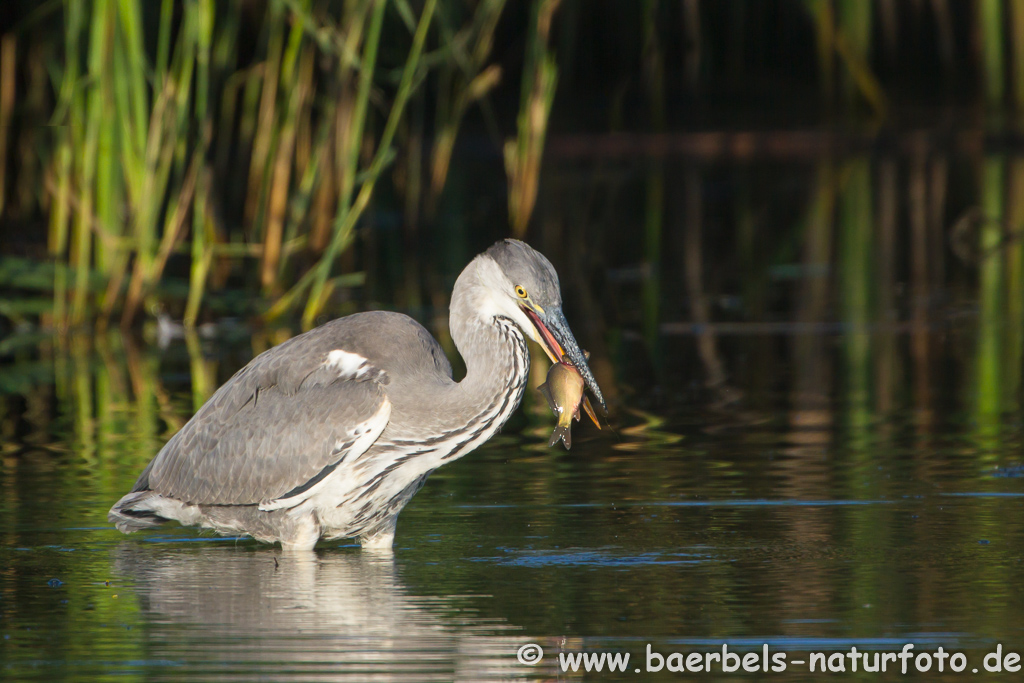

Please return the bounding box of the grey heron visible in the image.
[109,239,605,550]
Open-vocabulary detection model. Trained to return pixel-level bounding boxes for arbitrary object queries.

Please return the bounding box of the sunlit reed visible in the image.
[7,0,502,332]
[505,0,560,238]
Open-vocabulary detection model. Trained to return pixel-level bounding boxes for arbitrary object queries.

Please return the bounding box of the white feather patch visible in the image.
[325,349,369,380]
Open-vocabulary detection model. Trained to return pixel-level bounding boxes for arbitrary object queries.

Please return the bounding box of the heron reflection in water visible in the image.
[110,240,605,550]
[113,546,525,680]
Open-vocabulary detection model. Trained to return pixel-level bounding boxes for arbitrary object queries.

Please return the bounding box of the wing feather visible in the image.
[126,310,455,508]
[140,339,390,506]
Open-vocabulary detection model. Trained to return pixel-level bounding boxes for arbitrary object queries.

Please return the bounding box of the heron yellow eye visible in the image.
[515,285,528,299]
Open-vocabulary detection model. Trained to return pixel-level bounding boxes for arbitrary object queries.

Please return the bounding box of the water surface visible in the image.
[2,322,1023,682]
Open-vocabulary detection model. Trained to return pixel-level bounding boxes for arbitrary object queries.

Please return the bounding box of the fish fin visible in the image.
[538,382,557,413]
[582,395,601,429]
[548,425,572,449]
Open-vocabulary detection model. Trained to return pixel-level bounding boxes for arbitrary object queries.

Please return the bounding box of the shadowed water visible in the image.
[3,139,1024,682]
[1,321,1023,682]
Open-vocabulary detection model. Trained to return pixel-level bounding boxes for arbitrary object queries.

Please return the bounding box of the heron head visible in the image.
[473,239,606,413]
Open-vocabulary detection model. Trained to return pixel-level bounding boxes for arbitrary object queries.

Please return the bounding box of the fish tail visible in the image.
[548,424,572,449]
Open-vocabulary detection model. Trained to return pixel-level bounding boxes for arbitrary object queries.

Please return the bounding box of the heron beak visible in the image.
[522,306,607,415]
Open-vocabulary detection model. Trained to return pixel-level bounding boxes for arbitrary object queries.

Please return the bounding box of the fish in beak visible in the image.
[538,361,585,449]
[522,305,606,427]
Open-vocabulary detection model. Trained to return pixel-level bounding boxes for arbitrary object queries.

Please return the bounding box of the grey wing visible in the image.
[138,346,391,507]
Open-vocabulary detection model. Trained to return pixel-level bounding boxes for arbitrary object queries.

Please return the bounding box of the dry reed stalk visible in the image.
[429,0,506,203]
[299,0,437,328]
[0,34,15,219]
[261,40,315,293]
[505,0,561,238]
[244,3,285,233]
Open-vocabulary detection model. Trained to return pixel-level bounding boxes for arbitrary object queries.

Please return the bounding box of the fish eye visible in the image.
[515,285,528,299]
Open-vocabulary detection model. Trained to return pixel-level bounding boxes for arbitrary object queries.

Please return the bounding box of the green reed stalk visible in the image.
[264,0,386,322]
[429,0,506,202]
[70,333,95,464]
[836,0,870,103]
[244,1,285,233]
[70,0,114,326]
[184,0,215,329]
[158,0,200,319]
[979,0,1005,108]
[1012,1,1024,113]
[49,140,72,329]
[505,0,560,238]
[805,0,835,107]
[48,1,83,330]
[279,48,330,284]
[117,0,149,161]
[95,1,130,284]
[806,0,884,116]
[118,0,162,323]
[121,80,171,326]
[92,127,118,278]
[839,158,872,424]
[122,0,193,328]
[94,334,115,467]
[795,162,835,352]
[99,32,130,322]
[298,0,437,329]
[209,6,240,191]
[261,0,385,323]
[185,329,214,410]
[976,156,1004,424]
[338,0,385,226]
[261,0,312,294]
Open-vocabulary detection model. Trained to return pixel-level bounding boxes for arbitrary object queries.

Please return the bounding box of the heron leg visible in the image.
[359,517,397,551]
[280,537,318,552]
[278,514,321,551]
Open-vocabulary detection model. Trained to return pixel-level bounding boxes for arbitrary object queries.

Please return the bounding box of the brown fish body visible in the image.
[538,361,585,449]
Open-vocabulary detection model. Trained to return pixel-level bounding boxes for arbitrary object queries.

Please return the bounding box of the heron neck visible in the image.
[448,275,530,415]
[370,267,529,467]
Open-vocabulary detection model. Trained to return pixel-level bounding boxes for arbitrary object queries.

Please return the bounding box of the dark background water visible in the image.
[3,256,1024,681]
[3,0,1024,680]
[3,331,1024,682]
